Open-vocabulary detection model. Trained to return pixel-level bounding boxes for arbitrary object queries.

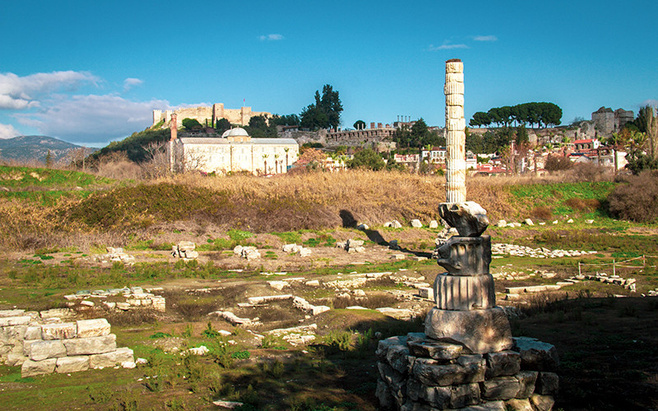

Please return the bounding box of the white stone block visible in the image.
[22,358,57,377]
[55,356,90,373]
[447,118,466,131]
[445,72,464,83]
[445,61,463,73]
[63,334,117,355]
[445,94,464,107]
[29,340,67,361]
[0,316,31,327]
[446,105,465,119]
[41,322,77,340]
[76,319,111,338]
[90,347,134,369]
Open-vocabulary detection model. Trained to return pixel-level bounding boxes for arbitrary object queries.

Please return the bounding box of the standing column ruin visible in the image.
[445,59,466,204]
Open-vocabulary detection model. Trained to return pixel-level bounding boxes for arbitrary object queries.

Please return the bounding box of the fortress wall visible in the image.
[154,105,272,128]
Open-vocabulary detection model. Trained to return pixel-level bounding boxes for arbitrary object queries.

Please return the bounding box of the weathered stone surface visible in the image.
[450,383,481,408]
[0,309,25,318]
[504,398,533,411]
[536,372,559,396]
[424,307,513,354]
[90,347,134,368]
[386,344,411,374]
[485,350,521,378]
[378,361,406,394]
[515,371,538,398]
[41,322,77,340]
[56,356,90,373]
[29,340,67,361]
[411,219,423,228]
[24,326,41,341]
[412,356,485,387]
[22,358,56,377]
[459,401,507,410]
[376,379,395,410]
[513,337,559,371]
[6,352,28,366]
[529,394,555,411]
[407,339,463,361]
[76,319,111,338]
[436,236,491,276]
[0,316,31,327]
[406,378,450,408]
[63,334,117,355]
[481,376,522,400]
[438,201,489,237]
[434,273,495,310]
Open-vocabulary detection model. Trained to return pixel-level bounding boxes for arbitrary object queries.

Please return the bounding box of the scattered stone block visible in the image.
[41,323,77,340]
[481,376,522,400]
[504,398,533,411]
[429,220,439,229]
[22,358,57,377]
[90,347,134,369]
[0,316,31,327]
[411,219,423,228]
[56,356,90,373]
[76,319,111,338]
[29,340,67,361]
[63,334,117,356]
[513,337,559,371]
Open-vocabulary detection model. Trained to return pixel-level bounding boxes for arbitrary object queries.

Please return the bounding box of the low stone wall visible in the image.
[376,333,559,410]
[64,286,166,312]
[0,310,134,377]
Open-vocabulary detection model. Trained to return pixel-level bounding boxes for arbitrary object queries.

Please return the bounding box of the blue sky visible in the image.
[1,0,656,146]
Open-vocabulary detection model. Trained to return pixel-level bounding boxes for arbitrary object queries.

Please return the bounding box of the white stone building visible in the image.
[171,128,299,175]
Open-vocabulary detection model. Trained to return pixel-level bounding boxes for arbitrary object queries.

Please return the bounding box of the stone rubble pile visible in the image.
[492,243,596,259]
[0,310,134,377]
[267,324,318,346]
[492,269,557,281]
[233,245,261,261]
[245,294,330,316]
[282,243,312,257]
[171,241,199,260]
[336,239,366,254]
[376,333,559,411]
[574,273,636,291]
[92,247,136,265]
[64,286,166,312]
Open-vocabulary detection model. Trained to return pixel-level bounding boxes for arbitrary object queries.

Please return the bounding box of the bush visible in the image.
[545,154,573,171]
[530,206,553,220]
[608,171,658,222]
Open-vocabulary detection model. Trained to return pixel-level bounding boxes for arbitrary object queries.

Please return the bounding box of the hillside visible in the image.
[0,135,85,164]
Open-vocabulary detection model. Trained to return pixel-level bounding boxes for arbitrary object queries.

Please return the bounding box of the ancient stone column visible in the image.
[444,59,466,204]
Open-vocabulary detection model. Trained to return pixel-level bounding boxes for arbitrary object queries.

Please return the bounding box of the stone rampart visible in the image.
[0,310,134,377]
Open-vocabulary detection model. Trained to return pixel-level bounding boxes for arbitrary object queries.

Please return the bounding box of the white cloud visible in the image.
[640,99,658,109]
[18,94,169,144]
[0,71,99,110]
[0,123,20,139]
[473,35,498,42]
[429,42,469,51]
[259,34,284,41]
[123,78,144,91]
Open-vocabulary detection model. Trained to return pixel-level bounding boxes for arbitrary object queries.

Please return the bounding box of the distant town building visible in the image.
[573,138,600,151]
[326,122,397,148]
[170,127,298,175]
[154,103,271,129]
[591,107,634,136]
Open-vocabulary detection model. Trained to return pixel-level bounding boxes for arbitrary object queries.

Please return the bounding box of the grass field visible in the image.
[0,165,657,410]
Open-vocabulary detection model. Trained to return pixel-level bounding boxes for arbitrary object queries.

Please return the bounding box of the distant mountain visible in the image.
[0,135,85,164]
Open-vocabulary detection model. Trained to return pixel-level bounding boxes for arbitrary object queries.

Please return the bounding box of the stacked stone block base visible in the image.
[0,310,134,377]
[376,333,558,410]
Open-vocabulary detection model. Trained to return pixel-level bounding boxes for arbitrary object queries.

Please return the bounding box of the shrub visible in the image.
[545,154,573,171]
[608,171,658,222]
[564,198,600,212]
[530,206,553,220]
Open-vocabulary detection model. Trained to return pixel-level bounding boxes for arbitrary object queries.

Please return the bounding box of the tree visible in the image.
[270,114,300,127]
[348,148,385,171]
[353,120,366,130]
[246,115,277,138]
[299,84,343,130]
[469,112,491,128]
[45,150,53,168]
[635,105,657,159]
[182,118,203,131]
[215,118,231,135]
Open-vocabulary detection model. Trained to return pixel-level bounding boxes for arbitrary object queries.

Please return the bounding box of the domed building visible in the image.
[170,126,299,175]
